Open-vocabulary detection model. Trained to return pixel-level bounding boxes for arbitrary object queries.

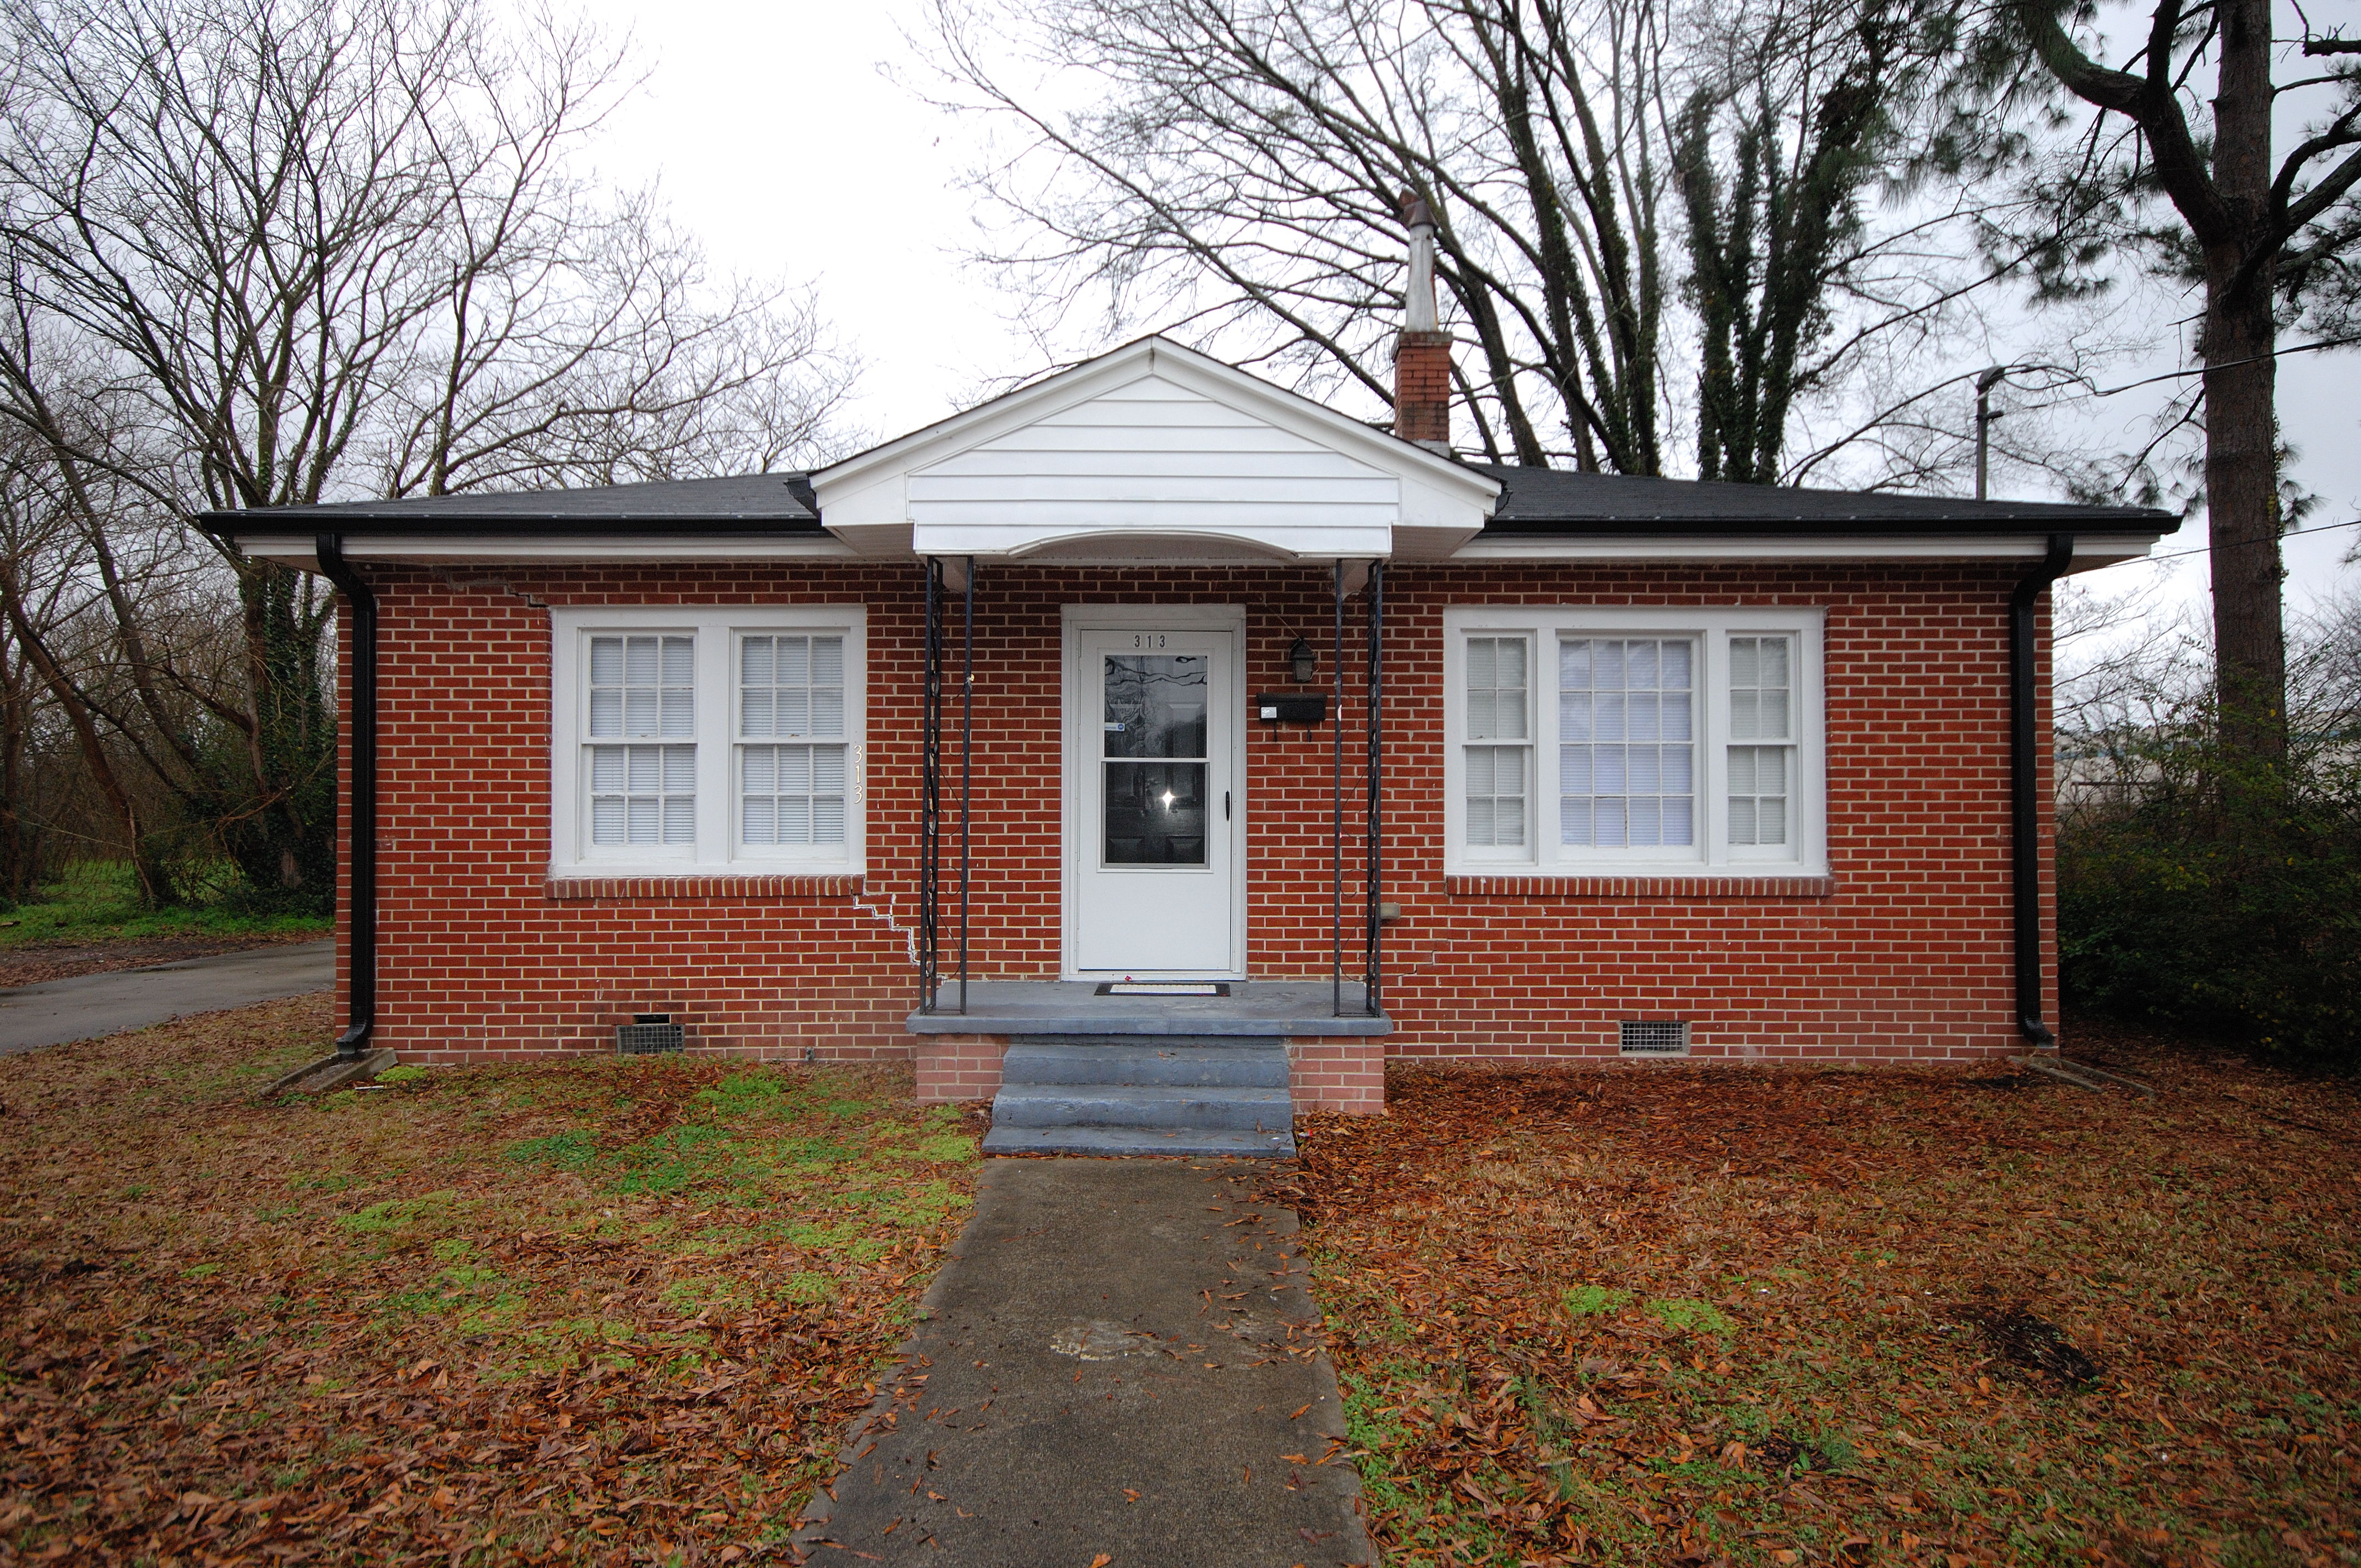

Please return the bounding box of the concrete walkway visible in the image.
[0,939,334,1055]
[797,1158,1374,1568]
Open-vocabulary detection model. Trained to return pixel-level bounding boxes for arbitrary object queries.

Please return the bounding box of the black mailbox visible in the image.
[1254,692,1327,725]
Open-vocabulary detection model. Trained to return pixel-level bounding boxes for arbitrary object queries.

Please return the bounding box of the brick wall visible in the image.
[336,558,2056,1075]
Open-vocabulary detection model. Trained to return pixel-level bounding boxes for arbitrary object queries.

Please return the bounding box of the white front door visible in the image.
[1065,616,1244,977]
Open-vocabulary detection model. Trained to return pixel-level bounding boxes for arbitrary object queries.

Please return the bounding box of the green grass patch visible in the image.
[1644,1296,1736,1338]
[504,1129,598,1171]
[0,860,329,949]
[1562,1284,1632,1316]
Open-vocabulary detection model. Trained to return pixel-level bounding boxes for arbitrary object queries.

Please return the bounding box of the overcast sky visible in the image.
[572,0,2360,622]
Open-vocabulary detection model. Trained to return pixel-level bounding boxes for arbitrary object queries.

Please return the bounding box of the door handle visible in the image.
[1224,790,1232,820]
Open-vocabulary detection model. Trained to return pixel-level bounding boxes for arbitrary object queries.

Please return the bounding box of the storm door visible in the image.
[1066,622,1242,976]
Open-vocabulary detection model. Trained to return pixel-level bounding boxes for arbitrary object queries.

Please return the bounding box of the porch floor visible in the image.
[905,979,1389,1037]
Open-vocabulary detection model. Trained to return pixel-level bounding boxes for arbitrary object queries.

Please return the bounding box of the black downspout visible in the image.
[2010,534,2074,1047]
[315,535,376,1060]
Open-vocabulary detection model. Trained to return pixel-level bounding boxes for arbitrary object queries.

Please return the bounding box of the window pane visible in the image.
[1103,657,1209,759]
[1464,743,1525,849]
[1467,638,1527,741]
[1728,636,1792,741]
[591,631,693,741]
[739,742,847,848]
[589,743,695,851]
[1726,637,1794,850]
[744,631,848,742]
[1560,637,1695,850]
[1727,744,1791,846]
[1103,760,1208,864]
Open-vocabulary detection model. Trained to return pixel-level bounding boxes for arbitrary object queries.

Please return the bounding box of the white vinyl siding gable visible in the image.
[550,607,866,878]
[904,372,1397,555]
[1444,607,1825,878]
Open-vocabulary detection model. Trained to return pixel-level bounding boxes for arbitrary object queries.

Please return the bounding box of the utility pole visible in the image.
[1975,366,2007,501]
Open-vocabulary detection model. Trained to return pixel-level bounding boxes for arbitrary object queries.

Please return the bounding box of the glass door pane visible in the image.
[1101,655,1208,865]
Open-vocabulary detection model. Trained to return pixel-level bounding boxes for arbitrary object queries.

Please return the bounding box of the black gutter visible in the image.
[2010,534,2075,1046]
[314,535,376,1060]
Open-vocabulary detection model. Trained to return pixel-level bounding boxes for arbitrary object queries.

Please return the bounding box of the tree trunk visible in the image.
[2201,250,2286,766]
[0,581,172,906]
[2203,0,2286,769]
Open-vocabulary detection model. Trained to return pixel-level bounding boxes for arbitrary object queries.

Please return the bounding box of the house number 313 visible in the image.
[1131,634,1167,649]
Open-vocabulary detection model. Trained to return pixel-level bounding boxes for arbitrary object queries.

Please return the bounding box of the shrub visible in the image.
[2058,711,2361,1063]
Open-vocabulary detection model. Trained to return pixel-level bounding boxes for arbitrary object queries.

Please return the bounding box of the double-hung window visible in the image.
[551,607,866,876]
[1444,607,1823,876]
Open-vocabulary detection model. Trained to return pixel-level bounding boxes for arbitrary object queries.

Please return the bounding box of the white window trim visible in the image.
[1442,606,1826,878]
[549,606,867,878]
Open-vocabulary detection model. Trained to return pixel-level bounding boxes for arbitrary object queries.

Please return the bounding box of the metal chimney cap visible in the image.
[1398,189,1433,230]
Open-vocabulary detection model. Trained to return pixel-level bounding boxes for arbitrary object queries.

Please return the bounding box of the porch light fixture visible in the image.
[1288,636,1318,684]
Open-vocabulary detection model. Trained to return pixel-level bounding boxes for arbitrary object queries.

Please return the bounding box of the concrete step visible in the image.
[991,1082,1293,1133]
[980,1124,1297,1158]
[1008,1034,1289,1050]
[1001,1042,1289,1089]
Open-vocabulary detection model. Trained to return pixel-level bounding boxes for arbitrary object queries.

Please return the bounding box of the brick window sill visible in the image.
[546,873,865,902]
[1444,873,1835,900]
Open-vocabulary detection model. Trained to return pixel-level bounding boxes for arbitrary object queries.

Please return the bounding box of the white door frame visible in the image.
[1060,603,1248,979]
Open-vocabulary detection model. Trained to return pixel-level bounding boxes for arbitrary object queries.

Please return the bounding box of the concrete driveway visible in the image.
[0,939,335,1055]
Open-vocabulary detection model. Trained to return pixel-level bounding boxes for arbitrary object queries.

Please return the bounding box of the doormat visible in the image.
[1094,981,1232,997]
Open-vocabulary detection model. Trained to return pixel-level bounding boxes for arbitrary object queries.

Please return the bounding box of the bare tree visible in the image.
[919,0,2087,485]
[2008,0,2361,767]
[0,0,858,905]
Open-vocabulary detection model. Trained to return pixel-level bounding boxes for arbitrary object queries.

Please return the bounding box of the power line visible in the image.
[2128,514,2361,564]
[2093,334,2361,396]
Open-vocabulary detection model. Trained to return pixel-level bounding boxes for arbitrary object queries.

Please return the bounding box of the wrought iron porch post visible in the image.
[1365,560,1384,1015]
[958,557,974,1014]
[1332,558,1345,1017]
[919,558,944,1012]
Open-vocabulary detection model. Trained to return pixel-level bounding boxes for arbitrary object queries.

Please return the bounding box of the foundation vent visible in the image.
[1619,1020,1690,1058]
[617,1014,685,1055]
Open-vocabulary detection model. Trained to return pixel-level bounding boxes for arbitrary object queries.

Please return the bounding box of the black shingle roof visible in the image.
[208,464,2175,538]
[205,473,821,533]
[1471,464,2174,534]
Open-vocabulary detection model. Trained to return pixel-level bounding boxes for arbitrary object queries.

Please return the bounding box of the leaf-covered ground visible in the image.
[0,997,981,1564]
[1275,1025,2359,1568]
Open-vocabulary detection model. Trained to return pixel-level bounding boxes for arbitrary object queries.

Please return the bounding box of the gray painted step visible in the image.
[1002,1041,1289,1088]
[993,1082,1293,1132]
[1009,1033,1288,1049]
[980,1125,1298,1158]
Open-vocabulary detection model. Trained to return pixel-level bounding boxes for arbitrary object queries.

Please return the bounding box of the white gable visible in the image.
[814,339,1497,563]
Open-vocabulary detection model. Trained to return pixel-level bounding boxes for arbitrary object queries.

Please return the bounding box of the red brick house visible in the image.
[219,279,2173,1152]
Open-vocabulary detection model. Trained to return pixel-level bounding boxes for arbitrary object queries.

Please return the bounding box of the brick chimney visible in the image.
[1394,190,1452,455]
